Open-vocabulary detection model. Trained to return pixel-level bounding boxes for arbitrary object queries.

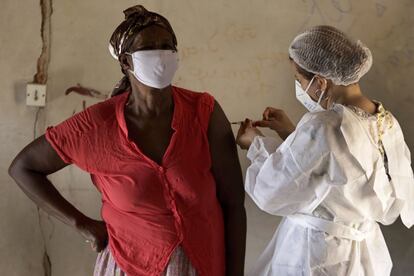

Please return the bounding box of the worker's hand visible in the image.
[76,217,108,252]
[236,119,264,150]
[254,107,296,140]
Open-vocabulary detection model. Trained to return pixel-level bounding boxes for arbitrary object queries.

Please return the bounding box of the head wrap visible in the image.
[109,5,177,97]
[109,5,177,60]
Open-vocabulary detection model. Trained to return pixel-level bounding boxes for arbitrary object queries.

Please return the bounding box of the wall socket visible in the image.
[26,83,46,107]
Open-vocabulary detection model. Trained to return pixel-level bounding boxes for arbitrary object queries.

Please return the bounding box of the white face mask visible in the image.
[295,76,326,112]
[128,50,179,89]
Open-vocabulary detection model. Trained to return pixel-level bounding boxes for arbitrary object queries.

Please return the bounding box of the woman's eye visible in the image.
[162,44,174,50]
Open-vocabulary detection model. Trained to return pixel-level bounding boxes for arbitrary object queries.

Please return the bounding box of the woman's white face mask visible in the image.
[127,50,179,89]
[295,76,326,112]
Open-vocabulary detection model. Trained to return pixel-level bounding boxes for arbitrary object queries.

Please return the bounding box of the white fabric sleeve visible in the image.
[399,142,414,228]
[386,120,414,228]
[245,117,349,216]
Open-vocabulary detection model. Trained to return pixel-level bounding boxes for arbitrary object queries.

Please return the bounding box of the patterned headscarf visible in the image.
[109,5,177,97]
[109,5,177,59]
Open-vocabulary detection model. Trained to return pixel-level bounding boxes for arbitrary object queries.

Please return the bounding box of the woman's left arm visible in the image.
[208,101,246,276]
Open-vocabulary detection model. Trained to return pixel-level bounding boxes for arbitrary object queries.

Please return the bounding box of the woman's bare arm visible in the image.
[8,135,107,251]
[208,101,246,276]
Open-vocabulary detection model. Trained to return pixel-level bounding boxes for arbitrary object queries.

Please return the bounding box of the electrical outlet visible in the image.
[26,83,46,107]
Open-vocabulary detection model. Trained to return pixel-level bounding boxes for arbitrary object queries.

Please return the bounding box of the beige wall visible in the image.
[2,0,414,275]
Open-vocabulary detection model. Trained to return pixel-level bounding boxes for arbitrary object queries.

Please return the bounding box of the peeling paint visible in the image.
[33,0,53,85]
[65,84,108,99]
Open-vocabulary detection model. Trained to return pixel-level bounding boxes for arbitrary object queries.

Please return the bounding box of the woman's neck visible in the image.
[127,81,173,118]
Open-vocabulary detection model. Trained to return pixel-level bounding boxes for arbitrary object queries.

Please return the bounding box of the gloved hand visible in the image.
[254,107,295,140]
[236,119,264,150]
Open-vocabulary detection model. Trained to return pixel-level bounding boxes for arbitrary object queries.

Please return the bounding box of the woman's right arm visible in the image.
[8,135,108,252]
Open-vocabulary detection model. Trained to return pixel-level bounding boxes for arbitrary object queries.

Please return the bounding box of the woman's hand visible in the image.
[254,107,295,140]
[236,119,264,150]
[76,217,108,252]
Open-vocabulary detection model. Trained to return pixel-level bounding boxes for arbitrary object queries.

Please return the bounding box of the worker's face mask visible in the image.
[295,76,326,112]
[127,50,179,89]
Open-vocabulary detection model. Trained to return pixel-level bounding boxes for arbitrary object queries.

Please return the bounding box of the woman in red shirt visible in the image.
[9,5,246,276]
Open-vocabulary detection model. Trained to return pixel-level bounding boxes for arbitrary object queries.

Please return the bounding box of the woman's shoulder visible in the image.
[49,93,124,138]
[84,94,122,120]
[173,86,214,107]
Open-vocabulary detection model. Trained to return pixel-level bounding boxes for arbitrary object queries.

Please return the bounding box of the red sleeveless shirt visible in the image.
[45,87,225,276]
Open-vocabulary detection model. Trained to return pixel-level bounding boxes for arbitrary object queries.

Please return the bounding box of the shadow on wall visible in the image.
[363,60,414,276]
[381,220,414,276]
[47,66,86,103]
[14,80,29,104]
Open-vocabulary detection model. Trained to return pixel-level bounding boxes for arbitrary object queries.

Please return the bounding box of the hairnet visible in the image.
[289,25,372,86]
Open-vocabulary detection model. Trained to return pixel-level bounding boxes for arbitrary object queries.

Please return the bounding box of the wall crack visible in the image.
[33,0,53,275]
[33,0,52,85]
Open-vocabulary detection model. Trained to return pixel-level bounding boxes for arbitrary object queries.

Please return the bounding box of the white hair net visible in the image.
[289,25,373,86]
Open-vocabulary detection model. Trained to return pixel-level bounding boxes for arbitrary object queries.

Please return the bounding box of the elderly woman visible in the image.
[236,25,414,275]
[9,5,246,276]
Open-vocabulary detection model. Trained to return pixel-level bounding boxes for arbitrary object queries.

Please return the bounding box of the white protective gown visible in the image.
[245,104,414,276]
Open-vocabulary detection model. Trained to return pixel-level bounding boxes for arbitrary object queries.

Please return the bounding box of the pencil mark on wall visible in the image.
[371,18,414,67]
[376,3,387,17]
[224,23,257,42]
[387,44,414,67]
[330,0,352,13]
[188,62,263,84]
[299,0,353,30]
[207,29,219,53]
[181,46,199,60]
[180,22,258,65]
